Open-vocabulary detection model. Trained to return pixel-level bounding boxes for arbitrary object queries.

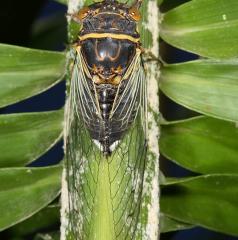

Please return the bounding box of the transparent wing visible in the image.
[108,55,148,239]
[70,47,101,127]
[65,47,102,239]
[110,49,147,142]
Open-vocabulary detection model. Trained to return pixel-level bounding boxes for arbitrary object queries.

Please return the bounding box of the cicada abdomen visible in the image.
[65,0,147,239]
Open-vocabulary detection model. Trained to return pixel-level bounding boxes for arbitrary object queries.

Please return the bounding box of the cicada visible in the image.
[65,0,147,239]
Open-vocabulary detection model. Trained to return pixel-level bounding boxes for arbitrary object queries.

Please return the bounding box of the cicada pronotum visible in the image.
[65,0,148,238]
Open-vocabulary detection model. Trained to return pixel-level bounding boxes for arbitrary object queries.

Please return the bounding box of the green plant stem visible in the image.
[61,0,161,239]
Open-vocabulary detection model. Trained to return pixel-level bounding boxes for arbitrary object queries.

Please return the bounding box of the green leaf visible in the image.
[160,213,194,233]
[160,0,238,59]
[160,116,238,174]
[4,205,59,237]
[54,0,67,5]
[0,110,63,167]
[0,165,61,231]
[160,59,238,122]
[0,44,65,108]
[161,174,238,236]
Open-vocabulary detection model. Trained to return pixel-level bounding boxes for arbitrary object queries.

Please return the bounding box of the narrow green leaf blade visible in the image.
[160,0,238,59]
[0,110,63,167]
[5,205,59,237]
[160,213,194,233]
[160,116,238,174]
[0,166,61,231]
[160,59,238,122]
[161,174,238,236]
[0,44,65,108]
[54,0,67,5]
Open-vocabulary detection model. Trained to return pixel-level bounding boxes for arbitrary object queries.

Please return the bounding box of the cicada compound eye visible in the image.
[78,6,90,20]
[128,7,141,21]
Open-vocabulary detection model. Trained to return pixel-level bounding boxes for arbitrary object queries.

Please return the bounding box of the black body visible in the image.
[76,0,141,154]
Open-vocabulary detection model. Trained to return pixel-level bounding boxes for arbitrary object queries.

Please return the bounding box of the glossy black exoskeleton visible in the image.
[72,0,142,155]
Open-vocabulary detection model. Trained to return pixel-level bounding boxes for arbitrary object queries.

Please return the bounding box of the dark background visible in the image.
[0,0,237,239]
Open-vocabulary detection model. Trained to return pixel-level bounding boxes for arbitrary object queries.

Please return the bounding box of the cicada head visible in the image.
[71,0,144,88]
[72,0,142,38]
